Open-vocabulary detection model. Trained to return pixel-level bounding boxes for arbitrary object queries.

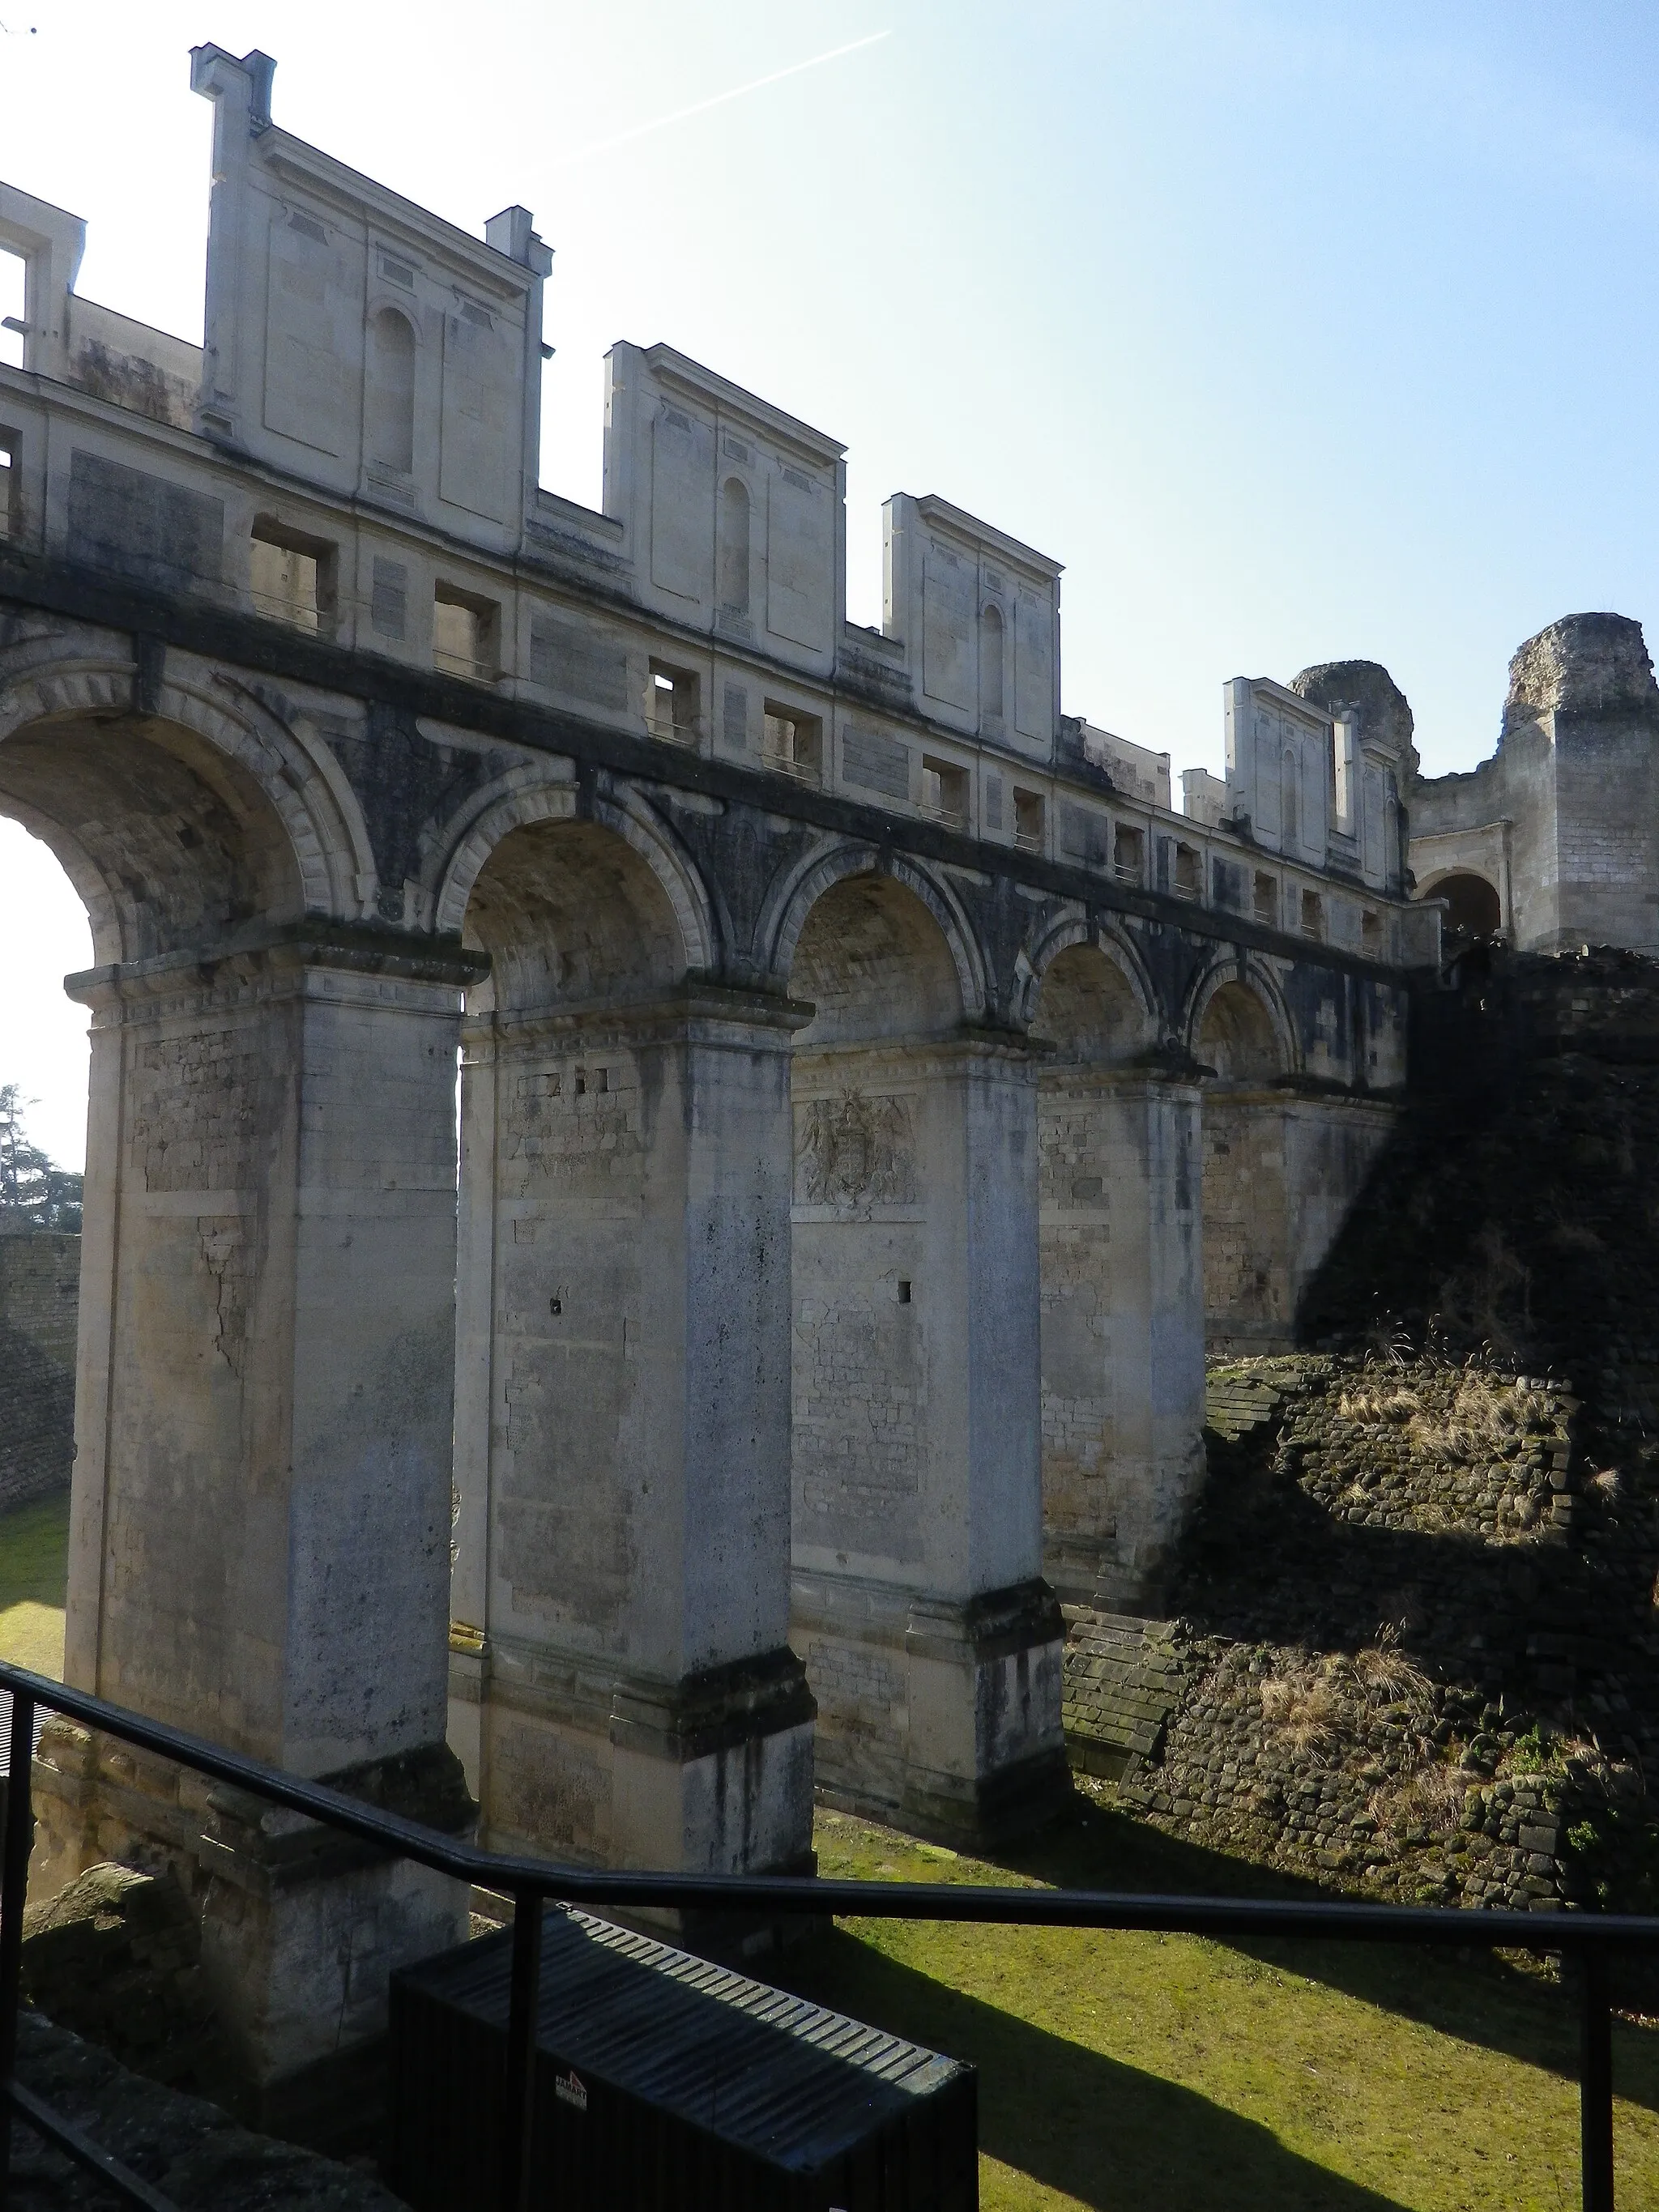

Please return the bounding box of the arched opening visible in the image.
[718,476,750,616]
[979,603,1004,721]
[453,812,811,1874]
[1028,944,1202,1609]
[1427,869,1501,939]
[365,305,416,474]
[1196,978,1293,1353]
[783,867,1064,1831]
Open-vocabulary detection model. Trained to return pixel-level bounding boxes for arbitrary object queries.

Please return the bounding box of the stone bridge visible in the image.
[0,45,1435,2112]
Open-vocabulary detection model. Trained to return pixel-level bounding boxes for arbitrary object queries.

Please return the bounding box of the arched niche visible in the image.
[365,306,416,475]
[718,477,751,616]
[980,603,1005,721]
[1196,978,1286,1084]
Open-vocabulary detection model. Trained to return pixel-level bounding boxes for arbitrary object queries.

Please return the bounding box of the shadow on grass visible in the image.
[778,1929,1410,2212]
[984,1795,1659,2116]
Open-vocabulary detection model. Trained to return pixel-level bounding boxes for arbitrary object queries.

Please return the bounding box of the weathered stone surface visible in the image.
[6,2009,401,2209]
[19,1864,212,2090]
[1291,658,1418,784]
[1505,612,1658,723]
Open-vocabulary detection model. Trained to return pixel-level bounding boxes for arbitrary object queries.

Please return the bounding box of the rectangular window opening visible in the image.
[647,660,700,745]
[762,705,823,784]
[1300,889,1326,940]
[919,755,970,829]
[897,1278,912,1305]
[1361,909,1382,954]
[1253,871,1278,927]
[1113,823,1145,884]
[0,249,23,371]
[1013,788,1045,855]
[433,583,501,682]
[1174,842,1203,899]
[249,519,337,636]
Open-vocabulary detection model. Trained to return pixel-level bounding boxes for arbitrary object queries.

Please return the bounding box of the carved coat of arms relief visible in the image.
[795,1089,917,1209]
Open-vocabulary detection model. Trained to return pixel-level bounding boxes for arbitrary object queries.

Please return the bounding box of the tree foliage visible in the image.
[0,1086,82,1233]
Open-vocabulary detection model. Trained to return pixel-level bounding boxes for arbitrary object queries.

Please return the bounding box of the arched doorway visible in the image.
[1424,869,1502,940]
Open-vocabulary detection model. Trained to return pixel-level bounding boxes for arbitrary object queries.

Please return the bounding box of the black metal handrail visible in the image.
[0,1659,1648,2211]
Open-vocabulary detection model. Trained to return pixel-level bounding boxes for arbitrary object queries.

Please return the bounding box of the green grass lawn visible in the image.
[0,1493,68,1679]
[784,1805,1659,2212]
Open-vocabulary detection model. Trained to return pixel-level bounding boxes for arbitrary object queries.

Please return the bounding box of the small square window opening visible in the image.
[647,661,700,744]
[249,520,337,636]
[1013,788,1045,854]
[920,756,970,829]
[433,584,500,681]
[762,706,823,784]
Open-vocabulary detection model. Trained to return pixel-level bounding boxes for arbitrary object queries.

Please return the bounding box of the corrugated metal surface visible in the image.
[390,1905,978,2210]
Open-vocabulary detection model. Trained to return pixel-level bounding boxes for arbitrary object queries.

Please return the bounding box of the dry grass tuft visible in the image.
[1354,1626,1433,1711]
[1259,1655,1346,1757]
[1405,1370,1552,1466]
[1336,1384,1422,1427]
[1588,1467,1623,1503]
[1373,1760,1469,1839]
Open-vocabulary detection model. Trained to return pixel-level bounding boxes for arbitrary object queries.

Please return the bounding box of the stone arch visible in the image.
[761,840,988,1027]
[1417,867,1501,937]
[459,810,696,1019]
[1184,958,1299,1082]
[432,770,718,982]
[0,632,369,964]
[1015,914,1159,1048]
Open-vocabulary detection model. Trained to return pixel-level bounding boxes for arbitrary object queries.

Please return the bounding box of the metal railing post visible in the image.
[0,1690,37,2209]
[1580,1942,1614,2212]
[501,1889,544,2212]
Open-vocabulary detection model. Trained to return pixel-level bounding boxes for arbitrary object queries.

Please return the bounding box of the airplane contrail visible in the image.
[555,29,892,167]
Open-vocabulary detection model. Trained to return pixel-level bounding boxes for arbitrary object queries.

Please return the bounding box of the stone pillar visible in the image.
[1201,1089,1397,1352]
[33,931,478,2129]
[1281,1094,1396,1318]
[1200,1086,1294,1353]
[454,986,815,1878]
[790,1036,1068,1845]
[1038,1069,1205,1612]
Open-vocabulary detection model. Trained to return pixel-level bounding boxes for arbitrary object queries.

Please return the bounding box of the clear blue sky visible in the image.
[5,0,1659,1164]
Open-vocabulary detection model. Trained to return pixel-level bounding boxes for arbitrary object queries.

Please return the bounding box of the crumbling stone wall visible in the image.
[0,1232,79,1509]
[1068,948,1659,1927]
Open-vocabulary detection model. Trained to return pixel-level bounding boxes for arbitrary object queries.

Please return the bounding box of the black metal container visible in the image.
[389,1904,977,2210]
